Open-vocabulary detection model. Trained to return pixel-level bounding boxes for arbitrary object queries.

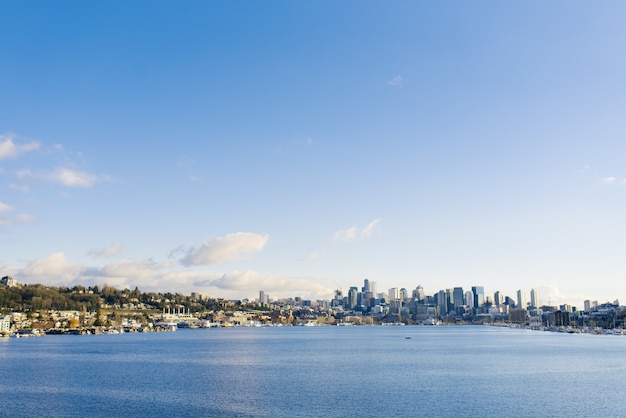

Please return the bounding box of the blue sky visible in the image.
[1,1,625,307]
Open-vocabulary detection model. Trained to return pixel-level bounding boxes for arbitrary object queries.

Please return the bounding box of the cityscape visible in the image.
[1,275,623,336]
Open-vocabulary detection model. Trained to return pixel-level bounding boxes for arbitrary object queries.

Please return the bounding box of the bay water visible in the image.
[1,326,624,417]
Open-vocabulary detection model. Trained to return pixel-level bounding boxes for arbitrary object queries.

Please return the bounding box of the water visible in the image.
[0,326,624,417]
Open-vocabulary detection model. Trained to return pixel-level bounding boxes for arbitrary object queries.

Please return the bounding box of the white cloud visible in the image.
[88,243,123,258]
[50,167,101,187]
[193,270,333,300]
[76,258,175,291]
[0,201,13,212]
[97,258,162,280]
[15,213,36,223]
[19,252,85,283]
[8,183,30,193]
[362,219,381,237]
[302,251,321,261]
[0,134,40,159]
[333,226,358,241]
[0,212,37,227]
[181,232,269,266]
[333,219,381,241]
[603,176,617,184]
[17,167,110,188]
[387,75,403,87]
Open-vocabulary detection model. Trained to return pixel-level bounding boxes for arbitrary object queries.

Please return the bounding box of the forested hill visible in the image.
[0,283,238,313]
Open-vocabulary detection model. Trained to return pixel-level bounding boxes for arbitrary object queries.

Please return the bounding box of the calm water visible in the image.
[0,326,624,417]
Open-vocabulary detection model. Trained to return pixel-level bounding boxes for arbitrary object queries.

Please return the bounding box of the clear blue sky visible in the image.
[1,1,625,307]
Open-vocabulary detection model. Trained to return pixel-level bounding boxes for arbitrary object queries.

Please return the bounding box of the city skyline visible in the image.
[1,2,626,308]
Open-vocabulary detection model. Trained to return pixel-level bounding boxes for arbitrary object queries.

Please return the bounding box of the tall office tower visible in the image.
[517,289,527,309]
[465,291,475,309]
[347,287,358,309]
[388,287,399,301]
[530,288,540,308]
[259,290,269,306]
[363,279,370,293]
[400,288,408,302]
[445,288,454,313]
[584,300,591,311]
[472,286,485,308]
[453,287,464,309]
[494,291,503,306]
[415,285,425,302]
[370,281,377,297]
[437,290,447,315]
[332,289,344,307]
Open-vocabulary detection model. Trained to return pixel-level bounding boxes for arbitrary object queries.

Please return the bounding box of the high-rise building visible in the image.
[517,289,527,310]
[388,288,399,301]
[413,285,425,302]
[362,279,370,293]
[347,287,358,309]
[437,290,447,315]
[494,291,503,306]
[259,290,269,306]
[453,287,464,309]
[465,291,475,309]
[472,286,485,308]
[530,288,540,308]
[445,288,454,313]
[370,281,377,298]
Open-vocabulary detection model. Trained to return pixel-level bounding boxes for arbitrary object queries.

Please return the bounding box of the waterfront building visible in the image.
[0,315,10,333]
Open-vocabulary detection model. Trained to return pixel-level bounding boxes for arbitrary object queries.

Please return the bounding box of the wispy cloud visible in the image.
[14,213,36,223]
[362,219,380,237]
[88,243,123,258]
[333,219,381,242]
[0,134,40,159]
[0,212,37,227]
[180,232,269,266]
[17,167,110,188]
[300,251,321,261]
[333,226,358,241]
[8,183,30,193]
[0,201,13,212]
[387,75,403,87]
[602,176,626,185]
[193,270,333,300]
